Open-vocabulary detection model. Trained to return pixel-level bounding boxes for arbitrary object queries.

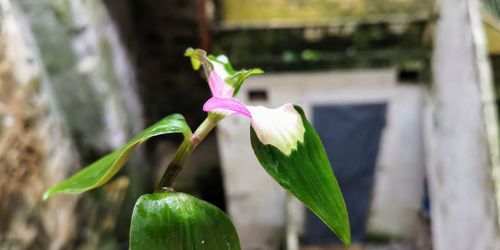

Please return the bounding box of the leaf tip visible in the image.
[183,47,195,56]
[253,68,264,74]
[184,47,205,70]
[42,190,52,201]
[340,230,351,246]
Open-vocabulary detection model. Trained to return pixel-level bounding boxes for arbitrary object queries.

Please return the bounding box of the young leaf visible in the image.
[227,68,264,97]
[43,114,192,200]
[250,106,351,245]
[130,192,240,250]
[184,47,205,70]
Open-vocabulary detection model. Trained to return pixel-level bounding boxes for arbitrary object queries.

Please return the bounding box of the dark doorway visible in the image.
[304,103,387,244]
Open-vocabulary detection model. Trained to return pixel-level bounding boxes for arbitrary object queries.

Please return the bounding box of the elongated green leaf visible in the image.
[250,106,351,245]
[43,114,192,200]
[130,192,240,250]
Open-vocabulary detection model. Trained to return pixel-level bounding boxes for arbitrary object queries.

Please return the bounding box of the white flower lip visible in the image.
[248,104,305,155]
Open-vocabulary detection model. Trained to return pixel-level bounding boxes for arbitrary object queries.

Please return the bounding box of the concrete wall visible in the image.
[427,0,500,249]
[217,69,426,249]
[0,0,145,247]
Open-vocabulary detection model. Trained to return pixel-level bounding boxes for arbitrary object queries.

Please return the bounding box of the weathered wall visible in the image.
[0,0,144,248]
[221,0,433,25]
[427,0,500,249]
[0,4,79,249]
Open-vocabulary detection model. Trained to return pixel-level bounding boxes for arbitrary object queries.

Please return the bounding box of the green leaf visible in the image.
[130,192,240,250]
[43,114,192,200]
[250,106,351,245]
[227,68,264,97]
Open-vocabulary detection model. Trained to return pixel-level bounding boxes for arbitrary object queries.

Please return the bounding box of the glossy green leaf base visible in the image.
[250,106,351,245]
[130,192,241,250]
[43,114,192,200]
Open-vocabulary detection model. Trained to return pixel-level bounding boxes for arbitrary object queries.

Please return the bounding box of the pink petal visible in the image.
[203,97,252,118]
[208,72,234,98]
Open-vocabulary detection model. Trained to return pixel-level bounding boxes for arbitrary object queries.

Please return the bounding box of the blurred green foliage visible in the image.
[213,22,431,72]
[483,0,500,19]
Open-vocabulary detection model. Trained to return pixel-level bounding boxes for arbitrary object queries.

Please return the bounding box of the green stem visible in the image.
[155,113,223,191]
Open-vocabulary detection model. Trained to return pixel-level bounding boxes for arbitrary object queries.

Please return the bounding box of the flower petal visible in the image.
[208,72,234,98]
[247,104,305,155]
[203,97,252,118]
[185,48,234,98]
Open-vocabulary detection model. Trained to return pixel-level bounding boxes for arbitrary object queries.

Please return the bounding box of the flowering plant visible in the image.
[43,48,350,249]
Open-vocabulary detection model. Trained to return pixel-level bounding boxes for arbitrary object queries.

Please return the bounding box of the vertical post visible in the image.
[197,0,211,52]
[429,0,500,249]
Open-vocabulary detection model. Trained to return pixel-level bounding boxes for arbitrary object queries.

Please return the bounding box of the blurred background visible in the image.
[1,0,500,249]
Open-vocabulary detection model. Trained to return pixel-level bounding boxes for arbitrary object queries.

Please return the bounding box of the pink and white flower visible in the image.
[186,48,305,155]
